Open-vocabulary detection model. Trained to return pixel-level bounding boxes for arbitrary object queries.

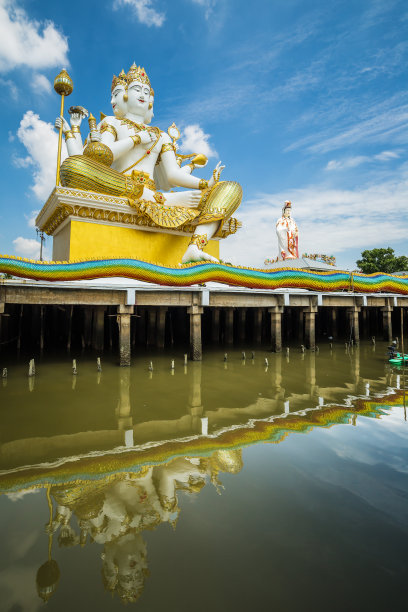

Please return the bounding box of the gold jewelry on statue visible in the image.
[131,134,141,147]
[123,93,128,102]
[127,63,151,87]
[161,143,175,154]
[64,130,74,141]
[199,179,209,190]
[71,125,81,134]
[190,233,209,249]
[111,69,127,92]
[100,123,118,140]
[187,162,195,172]
[148,102,153,109]
[212,169,221,184]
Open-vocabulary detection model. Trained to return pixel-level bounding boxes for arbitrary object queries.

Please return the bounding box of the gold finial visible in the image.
[53,69,73,96]
[126,63,151,87]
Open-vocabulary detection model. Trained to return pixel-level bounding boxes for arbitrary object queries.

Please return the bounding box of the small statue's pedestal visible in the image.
[36,187,221,265]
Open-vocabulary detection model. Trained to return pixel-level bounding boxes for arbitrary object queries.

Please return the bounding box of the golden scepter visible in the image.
[53,69,73,186]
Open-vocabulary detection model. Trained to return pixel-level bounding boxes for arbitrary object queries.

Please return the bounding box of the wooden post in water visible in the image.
[93,306,105,352]
[269,306,283,352]
[211,308,220,343]
[187,305,203,361]
[156,307,167,349]
[238,308,247,343]
[348,306,360,343]
[147,308,156,347]
[225,308,234,345]
[331,307,338,339]
[117,305,133,366]
[254,308,263,344]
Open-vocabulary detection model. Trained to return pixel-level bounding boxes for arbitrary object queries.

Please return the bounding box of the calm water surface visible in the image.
[0,343,407,612]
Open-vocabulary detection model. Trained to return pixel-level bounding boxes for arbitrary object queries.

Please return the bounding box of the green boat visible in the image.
[389,353,408,364]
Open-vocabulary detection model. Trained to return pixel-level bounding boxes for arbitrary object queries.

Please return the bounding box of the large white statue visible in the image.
[55,64,242,263]
[276,201,299,260]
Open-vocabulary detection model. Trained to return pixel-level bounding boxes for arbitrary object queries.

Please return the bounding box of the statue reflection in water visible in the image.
[38,449,243,604]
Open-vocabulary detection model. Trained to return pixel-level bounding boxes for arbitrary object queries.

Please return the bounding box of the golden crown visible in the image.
[127,62,151,87]
[111,69,127,92]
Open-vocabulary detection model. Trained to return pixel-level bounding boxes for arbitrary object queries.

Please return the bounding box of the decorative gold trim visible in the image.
[190,233,208,248]
[71,125,81,134]
[161,143,175,154]
[100,123,117,140]
[64,130,74,141]
[199,179,209,190]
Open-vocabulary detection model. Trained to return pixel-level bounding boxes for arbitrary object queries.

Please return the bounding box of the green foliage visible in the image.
[356,248,408,274]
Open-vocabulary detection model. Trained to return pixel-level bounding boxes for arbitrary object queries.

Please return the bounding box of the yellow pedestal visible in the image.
[53,219,219,265]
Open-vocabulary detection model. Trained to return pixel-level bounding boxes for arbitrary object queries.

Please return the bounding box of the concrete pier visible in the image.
[1,281,407,363]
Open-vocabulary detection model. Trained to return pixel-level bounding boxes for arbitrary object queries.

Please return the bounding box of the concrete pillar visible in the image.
[362,308,369,339]
[147,308,156,346]
[254,308,263,344]
[117,305,133,366]
[304,306,318,350]
[238,308,247,343]
[269,306,284,352]
[225,308,234,345]
[156,307,167,348]
[331,307,338,339]
[382,305,393,342]
[188,305,203,361]
[347,306,360,342]
[92,306,105,352]
[211,308,220,343]
[306,352,318,397]
[188,362,203,430]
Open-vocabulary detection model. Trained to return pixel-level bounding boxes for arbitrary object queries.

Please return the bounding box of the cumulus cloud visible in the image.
[0,0,69,72]
[13,236,41,258]
[16,110,67,200]
[25,209,39,228]
[31,72,52,95]
[113,0,165,27]
[179,124,218,158]
[221,166,408,269]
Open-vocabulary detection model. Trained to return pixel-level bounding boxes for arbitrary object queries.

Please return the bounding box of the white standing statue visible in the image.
[276,201,299,260]
[55,64,242,263]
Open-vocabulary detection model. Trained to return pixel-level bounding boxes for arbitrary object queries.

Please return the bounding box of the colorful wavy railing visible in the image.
[1,254,408,293]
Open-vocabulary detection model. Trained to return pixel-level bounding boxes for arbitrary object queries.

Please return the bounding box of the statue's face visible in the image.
[284,207,291,218]
[111,85,127,118]
[128,79,151,117]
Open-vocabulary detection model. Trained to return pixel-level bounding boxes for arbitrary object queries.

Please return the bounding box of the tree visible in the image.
[356,248,408,274]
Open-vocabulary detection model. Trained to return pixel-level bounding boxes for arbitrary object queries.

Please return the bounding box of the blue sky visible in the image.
[0,0,407,268]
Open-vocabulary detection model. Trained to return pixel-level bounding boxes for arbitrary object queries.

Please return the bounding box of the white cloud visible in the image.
[190,0,217,19]
[326,151,401,171]
[0,0,69,72]
[0,76,18,99]
[25,210,39,228]
[221,166,408,269]
[13,237,40,258]
[31,72,52,95]
[179,124,218,158]
[16,110,67,200]
[113,0,165,27]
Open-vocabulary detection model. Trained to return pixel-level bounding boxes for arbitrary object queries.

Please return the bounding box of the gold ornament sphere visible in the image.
[54,69,73,96]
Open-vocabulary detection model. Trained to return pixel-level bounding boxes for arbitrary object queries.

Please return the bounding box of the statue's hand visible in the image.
[89,130,102,142]
[55,115,70,133]
[69,112,83,128]
[208,161,225,188]
[139,131,156,148]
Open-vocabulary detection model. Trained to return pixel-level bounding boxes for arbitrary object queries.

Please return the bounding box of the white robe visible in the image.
[276,215,299,260]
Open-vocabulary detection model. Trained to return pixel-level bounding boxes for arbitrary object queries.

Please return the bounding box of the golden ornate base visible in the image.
[36,187,221,264]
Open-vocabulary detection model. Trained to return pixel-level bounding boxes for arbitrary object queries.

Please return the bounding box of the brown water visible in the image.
[0,343,407,612]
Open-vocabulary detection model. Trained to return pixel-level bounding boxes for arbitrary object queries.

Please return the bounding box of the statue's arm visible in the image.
[55,115,83,156]
[97,120,154,162]
[159,134,223,189]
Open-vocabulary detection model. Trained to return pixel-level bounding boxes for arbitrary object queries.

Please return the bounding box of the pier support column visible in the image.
[147,308,156,346]
[93,306,105,352]
[347,306,360,342]
[269,306,284,352]
[304,305,318,350]
[362,308,369,339]
[254,308,263,344]
[238,308,247,343]
[156,307,167,349]
[330,307,338,339]
[225,308,234,345]
[298,309,304,342]
[188,305,203,361]
[382,304,393,342]
[211,308,220,343]
[117,368,132,430]
[117,305,133,366]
